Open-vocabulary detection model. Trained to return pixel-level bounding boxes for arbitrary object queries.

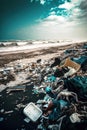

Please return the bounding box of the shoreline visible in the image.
[0,41,85,55]
[0,41,85,67]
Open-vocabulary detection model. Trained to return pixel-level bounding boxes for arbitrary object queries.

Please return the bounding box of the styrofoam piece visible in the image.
[70,113,81,123]
[23,102,42,122]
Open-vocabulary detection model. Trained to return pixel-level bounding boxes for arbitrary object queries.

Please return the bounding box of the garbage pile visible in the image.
[23,43,87,130]
[0,42,87,130]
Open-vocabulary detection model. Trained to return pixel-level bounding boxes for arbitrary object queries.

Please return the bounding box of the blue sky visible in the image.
[0,0,87,40]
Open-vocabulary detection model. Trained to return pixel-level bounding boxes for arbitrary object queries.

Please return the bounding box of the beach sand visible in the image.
[0,41,83,67]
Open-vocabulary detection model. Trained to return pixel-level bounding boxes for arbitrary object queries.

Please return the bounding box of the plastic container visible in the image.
[23,102,42,122]
[70,113,81,123]
[60,57,81,74]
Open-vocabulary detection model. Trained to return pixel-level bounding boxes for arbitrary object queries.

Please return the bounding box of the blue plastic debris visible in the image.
[45,86,52,93]
[71,56,87,66]
[45,86,56,98]
[58,99,69,109]
[45,75,56,82]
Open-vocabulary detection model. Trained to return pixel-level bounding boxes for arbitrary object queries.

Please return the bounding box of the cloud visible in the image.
[30,0,70,5]
[59,2,74,10]
[44,15,67,24]
[40,0,45,5]
[30,0,87,40]
[79,0,87,10]
[78,0,87,19]
[30,0,46,5]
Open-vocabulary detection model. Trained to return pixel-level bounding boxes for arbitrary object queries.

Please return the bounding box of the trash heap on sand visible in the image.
[0,42,87,130]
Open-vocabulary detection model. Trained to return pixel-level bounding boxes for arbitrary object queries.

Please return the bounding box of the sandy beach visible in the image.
[0,41,84,67]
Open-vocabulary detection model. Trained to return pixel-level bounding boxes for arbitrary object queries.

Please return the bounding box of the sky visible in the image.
[0,0,87,41]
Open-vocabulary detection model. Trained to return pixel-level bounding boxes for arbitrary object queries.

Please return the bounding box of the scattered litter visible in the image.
[64,66,76,78]
[16,103,26,109]
[51,57,61,67]
[23,102,42,122]
[0,42,87,130]
[70,113,81,123]
[60,57,81,75]
[5,110,13,114]
[7,85,26,93]
[0,109,4,113]
[48,124,59,130]
[37,59,41,63]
